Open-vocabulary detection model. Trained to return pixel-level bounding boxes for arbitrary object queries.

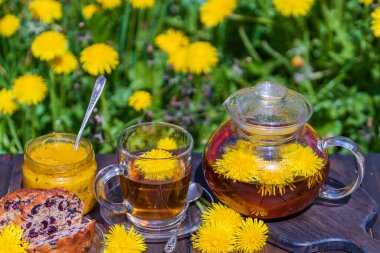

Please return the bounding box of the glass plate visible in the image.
[99,180,213,242]
[83,217,105,253]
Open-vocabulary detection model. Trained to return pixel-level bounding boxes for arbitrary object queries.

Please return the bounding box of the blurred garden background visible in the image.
[0,0,380,154]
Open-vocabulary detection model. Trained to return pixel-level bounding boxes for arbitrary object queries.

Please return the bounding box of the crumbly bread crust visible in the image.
[0,188,94,252]
[0,188,44,229]
[5,188,84,242]
[27,219,95,253]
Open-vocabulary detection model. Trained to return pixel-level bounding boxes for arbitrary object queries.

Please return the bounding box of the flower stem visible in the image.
[6,115,23,152]
[229,13,273,25]
[261,40,292,73]
[49,71,57,131]
[119,2,131,54]
[30,106,36,138]
[238,26,262,62]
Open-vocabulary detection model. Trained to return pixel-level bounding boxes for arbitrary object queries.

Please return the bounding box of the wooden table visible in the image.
[0,153,379,253]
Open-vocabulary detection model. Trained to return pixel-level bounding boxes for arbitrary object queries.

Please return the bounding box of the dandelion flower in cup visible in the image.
[273,0,314,17]
[0,223,28,253]
[96,0,121,9]
[235,218,268,253]
[202,203,243,230]
[0,15,20,38]
[155,29,189,54]
[214,147,260,183]
[82,4,100,20]
[128,90,152,111]
[187,42,218,74]
[130,0,155,9]
[50,52,78,75]
[200,0,237,27]
[0,89,18,115]
[372,8,380,37]
[157,137,178,150]
[168,47,189,73]
[13,74,47,105]
[135,149,178,180]
[29,0,62,24]
[104,225,146,253]
[359,0,373,5]
[192,222,235,253]
[31,31,67,61]
[80,43,119,75]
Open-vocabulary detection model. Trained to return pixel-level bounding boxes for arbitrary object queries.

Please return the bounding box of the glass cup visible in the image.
[94,122,194,230]
[22,133,97,214]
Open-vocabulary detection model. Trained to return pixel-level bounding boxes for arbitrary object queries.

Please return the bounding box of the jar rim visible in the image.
[24,133,94,172]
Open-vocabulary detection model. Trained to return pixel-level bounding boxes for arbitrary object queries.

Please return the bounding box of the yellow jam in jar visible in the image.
[22,133,97,214]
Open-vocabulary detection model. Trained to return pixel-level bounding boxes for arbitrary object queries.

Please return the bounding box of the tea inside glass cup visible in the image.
[95,122,193,229]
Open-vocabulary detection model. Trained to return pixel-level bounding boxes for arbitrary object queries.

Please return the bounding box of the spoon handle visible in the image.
[74,76,107,151]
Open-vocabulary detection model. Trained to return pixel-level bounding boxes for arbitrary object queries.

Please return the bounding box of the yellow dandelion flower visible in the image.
[135,149,177,180]
[104,225,146,253]
[82,4,99,20]
[155,29,189,54]
[157,137,178,150]
[248,206,268,217]
[280,143,324,178]
[29,0,62,24]
[187,41,218,74]
[359,0,373,5]
[256,160,295,196]
[200,0,237,27]
[214,147,260,183]
[306,170,324,189]
[80,43,119,75]
[0,89,18,115]
[235,218,268,253]
[0,223,28,253]
[31,31,67,61]
[128,90,152,111]
[234,140,256,152]
[201,203,243,230]
[130,0,155,9]
[273,0,314,17]
[168,46,189,73]
[0,14,20,38]
[372,8,380,37]
[97,0,121,9]
[192,222,235,253]
[50,52,78,75]
[13,74,47,105]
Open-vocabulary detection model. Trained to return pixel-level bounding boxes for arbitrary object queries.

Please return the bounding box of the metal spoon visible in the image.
[164,182,203,253]
[74,76,107,151]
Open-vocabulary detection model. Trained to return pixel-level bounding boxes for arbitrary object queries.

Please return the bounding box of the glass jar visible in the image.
[22,133,97,214]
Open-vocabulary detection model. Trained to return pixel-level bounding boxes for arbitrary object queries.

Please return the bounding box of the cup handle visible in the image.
[317,137,365,200]
[93,164,133,214]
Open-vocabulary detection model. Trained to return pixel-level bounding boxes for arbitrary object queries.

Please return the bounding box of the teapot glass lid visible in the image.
[224,81,313,133]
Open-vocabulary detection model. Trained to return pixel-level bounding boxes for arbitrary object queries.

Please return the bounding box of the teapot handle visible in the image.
[317,137,365,200]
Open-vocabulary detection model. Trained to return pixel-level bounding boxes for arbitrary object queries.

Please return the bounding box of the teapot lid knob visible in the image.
[254,81,287,103]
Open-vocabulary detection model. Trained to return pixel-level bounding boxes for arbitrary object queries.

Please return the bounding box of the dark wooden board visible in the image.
[3,153,287,253]
[5,153,380,252]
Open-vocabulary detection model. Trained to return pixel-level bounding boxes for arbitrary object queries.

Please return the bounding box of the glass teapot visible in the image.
[203,81,365,219]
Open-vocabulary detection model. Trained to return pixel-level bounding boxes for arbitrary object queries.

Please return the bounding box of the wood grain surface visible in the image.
[1,153,380,253]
